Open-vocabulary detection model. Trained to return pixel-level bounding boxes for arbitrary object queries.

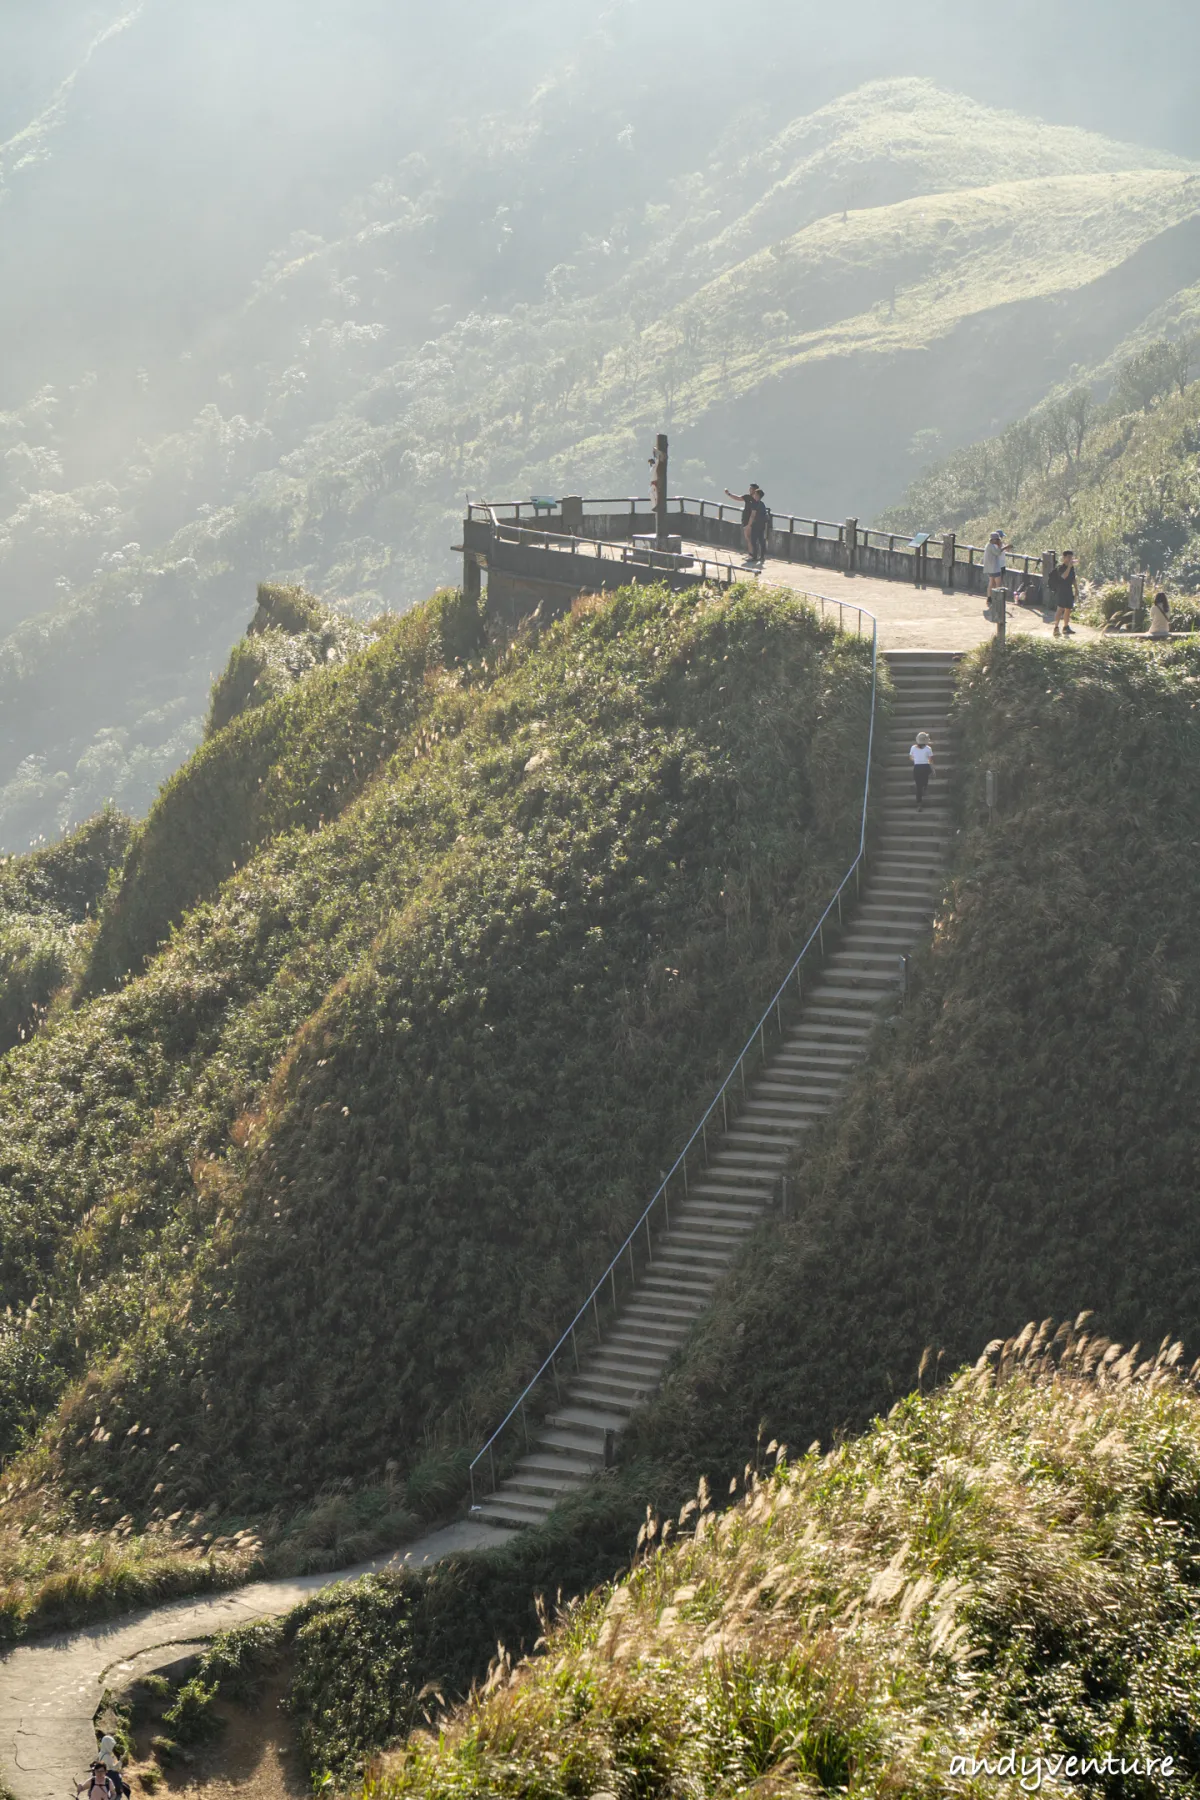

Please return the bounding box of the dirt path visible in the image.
[0,1519,502,1800]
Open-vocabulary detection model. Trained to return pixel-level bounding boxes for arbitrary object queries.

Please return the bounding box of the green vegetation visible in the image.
[0,577,873,1634]
[883,330,1200,586]
[217,1330,1200,1794]
[0,808,130,1050]
[2,77,1197,848]
[633,635,1200,1496]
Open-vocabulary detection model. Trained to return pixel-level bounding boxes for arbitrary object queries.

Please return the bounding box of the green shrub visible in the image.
[0,808,132,1051]
[161,1675,224,1745]
[0,915,72,1050]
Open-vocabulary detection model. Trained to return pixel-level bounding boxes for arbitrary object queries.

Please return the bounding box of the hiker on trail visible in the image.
[99,1736,131,1800]
[77,1764,114,1800]
[909,732,934,811]
[1049,550,1078,637]
[1148,589,1171,637]
[982,530,1008,603]
[725,482,765,562]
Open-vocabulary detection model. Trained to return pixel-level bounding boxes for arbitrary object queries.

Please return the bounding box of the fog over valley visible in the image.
[1,0,1198,846]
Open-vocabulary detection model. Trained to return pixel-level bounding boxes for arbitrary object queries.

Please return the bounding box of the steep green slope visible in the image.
[0,580,873,1627]
[631,636,1200,1494]
[3,77,1198,848]
[83,584,478,991]
[180,1330,1200,1794]
[883,343,1200,584]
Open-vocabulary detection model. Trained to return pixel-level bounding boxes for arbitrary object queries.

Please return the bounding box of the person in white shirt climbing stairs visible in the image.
[909,731,934,810]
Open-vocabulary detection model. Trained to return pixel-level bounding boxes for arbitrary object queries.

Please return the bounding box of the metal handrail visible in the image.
[468,493,1043,572]
[468,591,880,1504]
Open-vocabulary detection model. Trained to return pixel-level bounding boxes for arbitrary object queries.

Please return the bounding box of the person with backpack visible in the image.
[99,1735,131,1800]
[1048,550,1079,636]
[76,1763,115,1800]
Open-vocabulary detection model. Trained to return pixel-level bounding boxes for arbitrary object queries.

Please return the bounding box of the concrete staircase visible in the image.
[472,648,961,1531]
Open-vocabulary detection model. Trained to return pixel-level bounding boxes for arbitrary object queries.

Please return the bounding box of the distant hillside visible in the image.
[881,307,1200,584]
[3,76,1199,846]
[0,576,873,1635]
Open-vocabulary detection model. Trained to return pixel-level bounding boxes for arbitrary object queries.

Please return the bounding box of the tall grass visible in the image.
[228,1324,1200,1795]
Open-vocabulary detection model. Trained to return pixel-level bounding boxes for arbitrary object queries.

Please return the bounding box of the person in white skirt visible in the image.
[910,731,934,810]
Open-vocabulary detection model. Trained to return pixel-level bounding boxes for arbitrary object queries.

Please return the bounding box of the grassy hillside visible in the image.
[629,635,1200,1496]
[0,578,874,1635]
[164,1329,1200,1794]
[3,78,1199,847]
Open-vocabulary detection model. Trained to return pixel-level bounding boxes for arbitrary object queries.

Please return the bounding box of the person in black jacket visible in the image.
[1049,551,1078,636]
[725,482,767,564]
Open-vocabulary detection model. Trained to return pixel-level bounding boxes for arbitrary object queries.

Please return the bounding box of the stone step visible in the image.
[607,1319,690,1350]
[620,1295,706,1324]
[508,1464,590,1496]
[764,1058,848,1081]
[548,1404,629,1434]
[568,1370,653,1405]
[589,1348,669,1378]
[686,1176,777,1198]
[745,1085,836,1109]
[684,1178,772,1203]
[654,1242,737,1271]
[515,1450,600,1480]
[709,1147,791,1170]
[536,1424,608,1459]
[637,1277,713,1306]
[811,966,901,991]
[722,1124,812,1149]
[474,1499,550,1529]
[860,879,940,898]
[802,990,885,1015]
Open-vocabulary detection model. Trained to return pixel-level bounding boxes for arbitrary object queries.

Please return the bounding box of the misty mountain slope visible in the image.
[1,74,1198,850]
[879,287,1200,583]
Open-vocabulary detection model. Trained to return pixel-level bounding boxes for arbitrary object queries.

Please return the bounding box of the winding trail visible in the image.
[0,569,1094,1800]
[0,1520,500,1800]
